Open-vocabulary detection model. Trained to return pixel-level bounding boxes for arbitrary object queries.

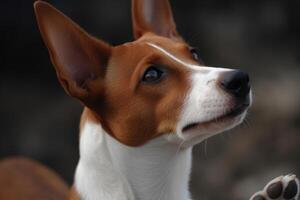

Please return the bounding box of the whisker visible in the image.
[175,140,186,156]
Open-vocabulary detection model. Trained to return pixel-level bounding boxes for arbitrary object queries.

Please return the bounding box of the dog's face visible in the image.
[34,0,251,147]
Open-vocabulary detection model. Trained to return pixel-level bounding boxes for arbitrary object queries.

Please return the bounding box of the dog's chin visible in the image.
[178,104,249,147]
[182,103,248,132]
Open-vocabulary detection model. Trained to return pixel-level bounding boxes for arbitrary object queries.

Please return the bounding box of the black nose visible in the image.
[220,70,250,98]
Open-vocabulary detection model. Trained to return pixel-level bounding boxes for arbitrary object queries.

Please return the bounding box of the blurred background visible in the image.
[0,0,299,199]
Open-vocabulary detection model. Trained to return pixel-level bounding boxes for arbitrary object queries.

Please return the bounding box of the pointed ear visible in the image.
[34,1,111,102]
[132,0,179,39]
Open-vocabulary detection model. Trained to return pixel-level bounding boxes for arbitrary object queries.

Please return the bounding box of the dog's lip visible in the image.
[182,103,250,133]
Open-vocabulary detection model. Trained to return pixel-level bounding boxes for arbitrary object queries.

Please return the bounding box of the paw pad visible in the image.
[267,181,283,198]
[250,174,299,200]
[283,180,298,199]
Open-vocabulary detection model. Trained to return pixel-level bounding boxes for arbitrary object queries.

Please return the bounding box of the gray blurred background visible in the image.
[0,0,299,199]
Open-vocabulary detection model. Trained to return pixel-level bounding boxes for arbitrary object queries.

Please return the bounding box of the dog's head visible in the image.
[34,0,251,147]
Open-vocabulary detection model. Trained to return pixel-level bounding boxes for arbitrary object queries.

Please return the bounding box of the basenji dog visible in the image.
[0,0,298,200]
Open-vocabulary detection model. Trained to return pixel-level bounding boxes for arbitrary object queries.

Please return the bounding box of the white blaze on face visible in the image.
[147,43,248,146]
[176,69,247,145]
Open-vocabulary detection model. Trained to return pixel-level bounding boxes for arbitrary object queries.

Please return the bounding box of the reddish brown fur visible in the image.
[0,0,203,199]
[0,157,68,200]
[69,187,81,200]
[132,0,179,39]
[92,34,193,146]
[78,35,193,146]
[34,1,199,146]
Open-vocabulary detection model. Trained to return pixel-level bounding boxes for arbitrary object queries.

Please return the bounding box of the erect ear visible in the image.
[34,1,111,103]
[132,0,179,39]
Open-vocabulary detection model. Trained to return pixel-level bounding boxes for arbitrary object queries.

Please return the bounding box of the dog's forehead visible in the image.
[111,34,199,70]
[137,34,188,54]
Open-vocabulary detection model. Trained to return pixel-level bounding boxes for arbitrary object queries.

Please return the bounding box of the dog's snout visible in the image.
[220,70,250,98]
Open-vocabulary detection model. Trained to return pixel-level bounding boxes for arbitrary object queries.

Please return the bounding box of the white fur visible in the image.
[176,70,249,147]
[75,121,192,200]
[75,121,134,200]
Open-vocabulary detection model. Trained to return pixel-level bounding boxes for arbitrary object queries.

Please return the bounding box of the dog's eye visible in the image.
[189,47,200,61]
[142,66,165,83]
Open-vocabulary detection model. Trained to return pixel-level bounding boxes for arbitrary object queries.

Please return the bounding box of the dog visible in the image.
[0,0,298,200]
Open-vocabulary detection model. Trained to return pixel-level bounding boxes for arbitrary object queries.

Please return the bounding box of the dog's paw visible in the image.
[250,174,299,200]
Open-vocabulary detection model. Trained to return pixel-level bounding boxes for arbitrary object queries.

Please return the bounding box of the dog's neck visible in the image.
[74,119,192,200]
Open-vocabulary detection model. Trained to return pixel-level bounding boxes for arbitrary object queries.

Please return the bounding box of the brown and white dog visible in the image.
[0,0,298,200]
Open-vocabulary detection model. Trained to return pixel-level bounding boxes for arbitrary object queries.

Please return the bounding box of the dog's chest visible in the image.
[74,121,192,200]
[75,121,134,200]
